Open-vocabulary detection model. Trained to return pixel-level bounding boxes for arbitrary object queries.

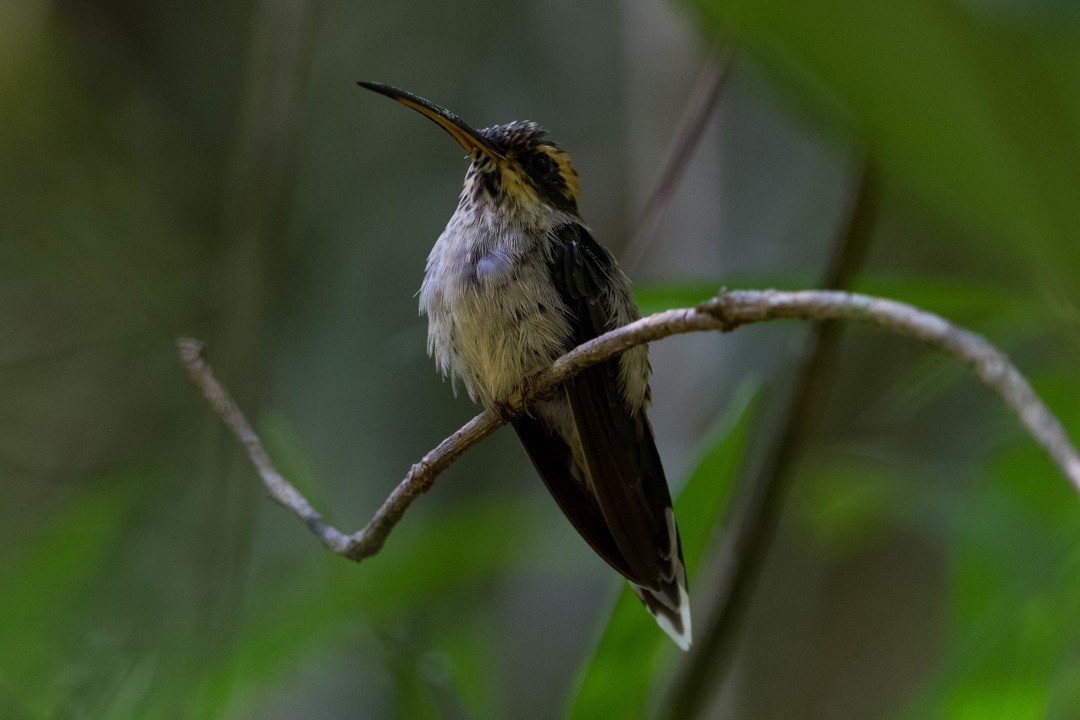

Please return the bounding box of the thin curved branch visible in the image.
[178,289,1080,563]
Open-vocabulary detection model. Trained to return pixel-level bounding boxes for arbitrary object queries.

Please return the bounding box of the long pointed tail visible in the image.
[633,573,692,651]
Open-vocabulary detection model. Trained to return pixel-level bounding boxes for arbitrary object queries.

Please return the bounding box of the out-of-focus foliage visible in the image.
[0,470,148,718]
[2,0,1079,717]
[673,1,1080,718]
[689,0,1080,294]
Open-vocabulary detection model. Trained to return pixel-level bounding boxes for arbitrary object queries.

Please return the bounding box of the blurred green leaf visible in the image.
[899,370,1080,719]
[0,470,147,717]
[853,274,1052,422]
[635,276,812,316]
[427,619,502,720]
[567,383,759,719]
[795,459,901,557]
[202,492,543,717]
[639,274,1041,330]
[854,276,1041,331]
[635,283,719,316]
[688,0,1080,291]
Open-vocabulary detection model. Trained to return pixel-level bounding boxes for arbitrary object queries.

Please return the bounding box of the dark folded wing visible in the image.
[512,415,636,580]
[544,223,680,590]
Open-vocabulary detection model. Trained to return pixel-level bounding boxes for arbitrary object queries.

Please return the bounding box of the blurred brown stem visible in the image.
[178,287,1080,564]
[668,166,878,717]
[622,45,734,274]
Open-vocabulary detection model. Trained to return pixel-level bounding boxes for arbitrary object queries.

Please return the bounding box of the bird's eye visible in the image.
[530,152,555,176]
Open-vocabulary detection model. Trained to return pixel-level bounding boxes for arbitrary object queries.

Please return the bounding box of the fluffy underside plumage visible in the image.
[420,171,691,648]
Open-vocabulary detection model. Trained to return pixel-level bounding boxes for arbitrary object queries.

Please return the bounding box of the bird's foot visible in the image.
[490,392,525,423]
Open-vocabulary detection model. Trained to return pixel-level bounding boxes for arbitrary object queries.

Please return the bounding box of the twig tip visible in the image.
[177,337,205,366]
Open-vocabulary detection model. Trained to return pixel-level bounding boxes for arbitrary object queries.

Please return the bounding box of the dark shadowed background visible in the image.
[3,0,1080,718]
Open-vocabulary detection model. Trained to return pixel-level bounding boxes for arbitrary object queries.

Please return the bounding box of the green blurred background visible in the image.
[2,0,1080,717]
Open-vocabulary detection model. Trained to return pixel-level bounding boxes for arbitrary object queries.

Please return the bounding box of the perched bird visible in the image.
[359,81,691,650]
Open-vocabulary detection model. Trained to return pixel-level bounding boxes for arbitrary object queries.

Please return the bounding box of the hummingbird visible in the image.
[358,81,691,650]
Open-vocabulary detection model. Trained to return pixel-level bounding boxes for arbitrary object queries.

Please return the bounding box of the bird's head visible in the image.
[359,82,581,222]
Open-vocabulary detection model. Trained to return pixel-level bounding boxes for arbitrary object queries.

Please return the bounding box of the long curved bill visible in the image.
[357,81,504,160]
